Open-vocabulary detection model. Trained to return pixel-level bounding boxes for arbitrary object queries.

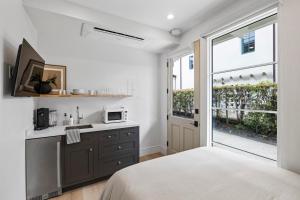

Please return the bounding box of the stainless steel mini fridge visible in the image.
[26,136,62,200]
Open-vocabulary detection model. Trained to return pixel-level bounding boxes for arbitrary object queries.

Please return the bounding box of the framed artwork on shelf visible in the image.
[43,64,67,94]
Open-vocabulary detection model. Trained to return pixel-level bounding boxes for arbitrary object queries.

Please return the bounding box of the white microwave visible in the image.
[103,108,128,124]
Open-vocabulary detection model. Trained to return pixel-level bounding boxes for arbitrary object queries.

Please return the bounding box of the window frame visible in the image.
[206,9,278,160]
[241,31,256,54]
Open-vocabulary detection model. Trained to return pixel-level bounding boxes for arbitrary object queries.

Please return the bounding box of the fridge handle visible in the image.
[57,141,62,193]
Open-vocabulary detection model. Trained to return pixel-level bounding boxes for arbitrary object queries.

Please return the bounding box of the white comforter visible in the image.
[100,147,300,200]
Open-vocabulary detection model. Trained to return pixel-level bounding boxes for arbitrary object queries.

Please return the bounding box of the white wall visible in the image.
[277,0,300,173]
[0,0,37,199]
[35,33,162,156]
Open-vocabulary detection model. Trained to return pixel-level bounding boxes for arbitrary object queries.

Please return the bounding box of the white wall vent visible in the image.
[81,23,145,42]
[93,27,144,41]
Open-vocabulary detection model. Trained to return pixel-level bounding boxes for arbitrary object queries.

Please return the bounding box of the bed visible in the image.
[100,147,300,200]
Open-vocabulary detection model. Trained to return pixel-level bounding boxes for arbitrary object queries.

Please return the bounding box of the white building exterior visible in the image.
[213,24,276,86]
[173,53,194,90]
[173,24,276,90]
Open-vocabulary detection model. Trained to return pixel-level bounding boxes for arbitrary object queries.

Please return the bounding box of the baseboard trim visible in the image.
[160,146,167,155]
[140,145,161,156]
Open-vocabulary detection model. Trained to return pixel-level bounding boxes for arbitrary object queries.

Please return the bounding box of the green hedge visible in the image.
[173,82,277,137]
[213,81,277,138]
[173,89,194,118]
[213,81,277,111]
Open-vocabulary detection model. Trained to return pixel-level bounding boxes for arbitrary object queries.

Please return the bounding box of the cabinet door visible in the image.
[64,143,95,186]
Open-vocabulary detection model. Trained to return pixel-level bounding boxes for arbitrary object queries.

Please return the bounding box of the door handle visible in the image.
[190,121,199,127]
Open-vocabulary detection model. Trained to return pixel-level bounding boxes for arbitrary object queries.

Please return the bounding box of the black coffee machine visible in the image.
[35,108,49,130]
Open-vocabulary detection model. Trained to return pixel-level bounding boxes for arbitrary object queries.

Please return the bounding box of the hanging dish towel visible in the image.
[66,129,81,144]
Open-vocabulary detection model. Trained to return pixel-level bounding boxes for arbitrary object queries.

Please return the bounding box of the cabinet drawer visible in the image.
[119,127,138,141]
[100,153,138,177]
[100,140,137,157]
[100,130,119,143]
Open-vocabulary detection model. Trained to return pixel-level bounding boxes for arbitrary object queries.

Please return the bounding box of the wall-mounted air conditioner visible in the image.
[80,23,146,47]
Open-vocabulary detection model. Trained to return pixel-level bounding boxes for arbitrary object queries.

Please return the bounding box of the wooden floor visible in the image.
[51,152,163,200]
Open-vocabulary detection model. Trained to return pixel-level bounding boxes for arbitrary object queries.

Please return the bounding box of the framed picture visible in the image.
[43,64,67,93]
[22,59,45,92]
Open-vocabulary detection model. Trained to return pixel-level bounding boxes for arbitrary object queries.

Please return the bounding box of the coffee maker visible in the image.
[35,108,49,130]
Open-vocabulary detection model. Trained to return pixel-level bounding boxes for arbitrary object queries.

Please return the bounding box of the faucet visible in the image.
[76,106,83,124]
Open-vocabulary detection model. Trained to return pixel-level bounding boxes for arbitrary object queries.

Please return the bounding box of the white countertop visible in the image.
[26,121,139,139]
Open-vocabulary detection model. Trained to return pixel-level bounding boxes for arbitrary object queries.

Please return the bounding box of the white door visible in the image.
[167,40,201,154]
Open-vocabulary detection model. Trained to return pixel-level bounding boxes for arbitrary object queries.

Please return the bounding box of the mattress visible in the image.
[100,147,300,200]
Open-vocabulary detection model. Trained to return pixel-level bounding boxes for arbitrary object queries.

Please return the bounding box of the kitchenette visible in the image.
[10,38,146,200]
[26,107,140,200]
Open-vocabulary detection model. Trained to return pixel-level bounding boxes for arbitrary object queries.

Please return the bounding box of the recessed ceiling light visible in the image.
[167,14,175,20]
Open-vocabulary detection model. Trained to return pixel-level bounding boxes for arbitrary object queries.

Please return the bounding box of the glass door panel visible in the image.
[172,54,194,118]
[211,14,278,160]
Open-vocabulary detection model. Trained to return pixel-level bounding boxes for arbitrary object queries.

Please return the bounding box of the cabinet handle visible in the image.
[118,146,122,150]
[107,135,112,139]
[117,161,122,165]
[89,148,93,152]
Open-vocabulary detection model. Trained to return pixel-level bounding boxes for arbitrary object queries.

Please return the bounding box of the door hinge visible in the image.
[167,61,169,68]
[195,109,199,114]
[167,88,169,94]
[167,141,169,147]
[167,115,169,120]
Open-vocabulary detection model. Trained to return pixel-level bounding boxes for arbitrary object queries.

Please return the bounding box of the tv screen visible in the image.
[11,39,45,97]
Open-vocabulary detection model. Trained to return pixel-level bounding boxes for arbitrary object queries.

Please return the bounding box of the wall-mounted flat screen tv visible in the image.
[11,38,45,97]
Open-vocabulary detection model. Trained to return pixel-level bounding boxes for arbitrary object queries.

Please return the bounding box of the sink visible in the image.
[65,124,93,130]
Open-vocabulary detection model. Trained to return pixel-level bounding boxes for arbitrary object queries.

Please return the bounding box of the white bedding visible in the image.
[100,147,300,200]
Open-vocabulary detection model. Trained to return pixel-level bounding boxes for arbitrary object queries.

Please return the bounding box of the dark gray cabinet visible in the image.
[62,126,139,190]
[63,143,95,186]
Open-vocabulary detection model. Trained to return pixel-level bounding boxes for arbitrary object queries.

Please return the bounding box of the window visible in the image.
[189,55,194,70]
[211,14,277,160]
[172,53,194,118]
[241,32,255,54]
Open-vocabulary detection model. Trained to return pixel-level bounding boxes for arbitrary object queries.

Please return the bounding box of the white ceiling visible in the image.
[24,0,278,53]
[24,0,181,53]
[66,0,239,32]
